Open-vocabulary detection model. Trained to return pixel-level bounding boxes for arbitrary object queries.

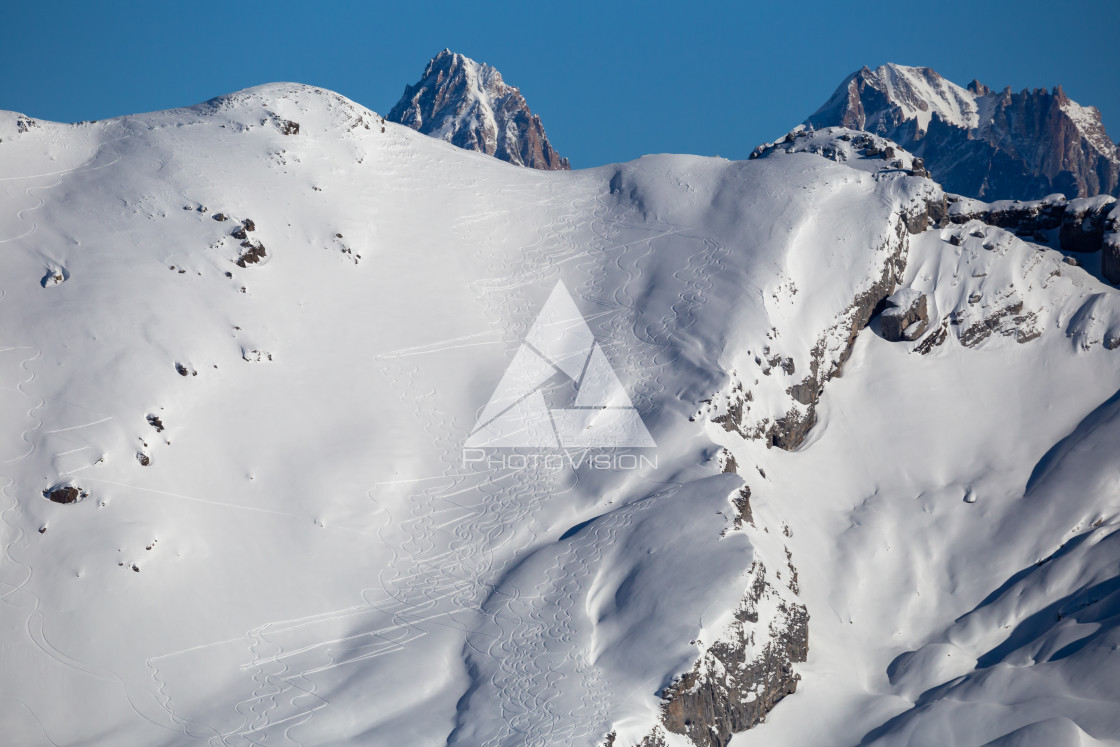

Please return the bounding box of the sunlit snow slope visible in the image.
[2,86,1119,746]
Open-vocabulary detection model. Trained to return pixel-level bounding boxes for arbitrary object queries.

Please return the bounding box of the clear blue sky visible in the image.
[3,0,1118,168]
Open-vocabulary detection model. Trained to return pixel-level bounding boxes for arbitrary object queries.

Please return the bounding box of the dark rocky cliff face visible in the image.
[388,49,570,170]
[947,193,1120,284]
[807,65,1120,201]
[727,131,950,451]
[650,560,809,747]
[921,86,1119,200]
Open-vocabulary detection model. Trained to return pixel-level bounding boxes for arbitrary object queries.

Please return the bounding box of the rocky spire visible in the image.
[388,49,570,170]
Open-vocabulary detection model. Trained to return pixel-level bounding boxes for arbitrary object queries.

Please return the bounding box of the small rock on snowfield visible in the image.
[43,485,87,504]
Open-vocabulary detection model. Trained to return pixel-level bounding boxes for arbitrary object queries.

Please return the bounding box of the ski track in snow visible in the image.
[2,121,742,745]
[0,136,134,703]
[0,474,61,747]
[0,128,130,249]
[0,345,161,739]
[0,124,365,747]
[446,184,725,746]
[142,179,621,744]
[164,175,718,747]
[453,185,618,747]
[2,480,185,745]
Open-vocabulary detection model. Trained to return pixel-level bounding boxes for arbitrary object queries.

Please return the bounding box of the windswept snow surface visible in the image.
[2,88,1120,746]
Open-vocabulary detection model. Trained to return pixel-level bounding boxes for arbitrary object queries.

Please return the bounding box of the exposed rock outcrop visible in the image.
[946,194,1120,284]
[276,118,299,136]
[740,128,950,450]
[956,299,1039,347]
[653,561,809,747]
[235,240,267,267]
[388,49,569,170]
[43,485,87,504]
[1060,199,1111,253]
[880,289,929,342]
[1104,205,1120,284]
[757,202,937,449]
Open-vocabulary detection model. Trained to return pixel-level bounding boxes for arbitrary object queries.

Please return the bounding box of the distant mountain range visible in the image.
[388,49,569,170]
[806,63,1120,201]
[388,54,1119,204]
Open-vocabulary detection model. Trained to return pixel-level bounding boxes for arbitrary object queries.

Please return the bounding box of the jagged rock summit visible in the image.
[807,63,1120,201]
[388,49,569,170]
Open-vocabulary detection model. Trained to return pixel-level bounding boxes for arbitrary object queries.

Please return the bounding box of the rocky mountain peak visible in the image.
[807,64,1120,201]
[967,79,990,96]
[813,63,978,136]
[388,49,569,170]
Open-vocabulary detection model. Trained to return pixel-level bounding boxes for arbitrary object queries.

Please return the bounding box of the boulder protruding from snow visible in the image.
[881,289,929,342]
[43,485,87,504]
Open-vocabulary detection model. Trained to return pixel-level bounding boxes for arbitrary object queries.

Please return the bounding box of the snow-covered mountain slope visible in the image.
[2,88,1120,747]
[388,49,569,170]
[944,192,1120,286]
[807,63,1120,201]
